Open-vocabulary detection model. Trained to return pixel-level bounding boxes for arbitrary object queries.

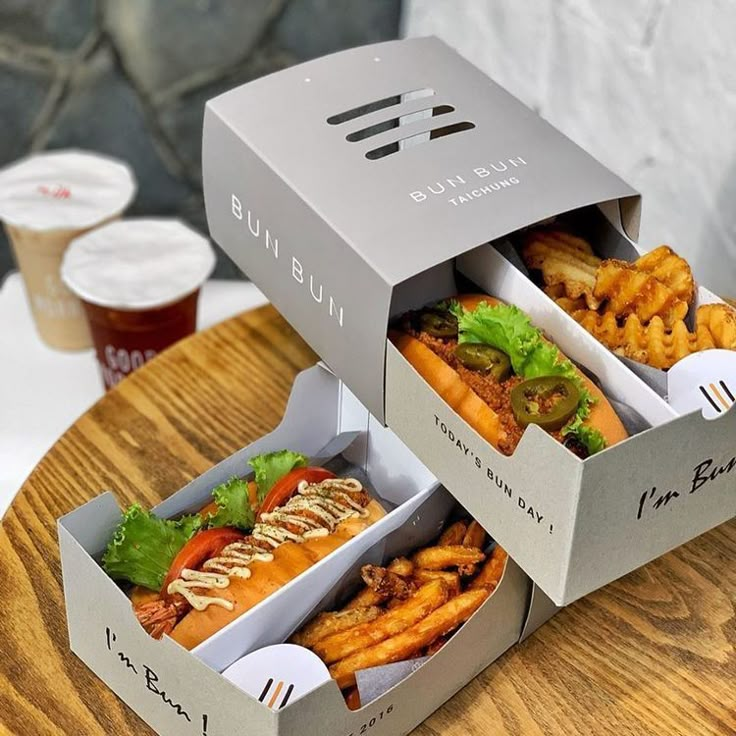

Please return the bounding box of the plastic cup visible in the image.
[61,218,216,390]
[0,150,136,350]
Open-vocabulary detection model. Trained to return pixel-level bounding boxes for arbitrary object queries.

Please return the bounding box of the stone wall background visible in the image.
[404,0,736,297]
[0,0,401,278]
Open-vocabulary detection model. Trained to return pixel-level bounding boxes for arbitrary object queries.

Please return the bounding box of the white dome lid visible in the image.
[61,218,216,310]
[0,149,137,231]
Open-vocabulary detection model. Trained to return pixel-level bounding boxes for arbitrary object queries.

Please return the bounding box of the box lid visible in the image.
[203,36,639,419]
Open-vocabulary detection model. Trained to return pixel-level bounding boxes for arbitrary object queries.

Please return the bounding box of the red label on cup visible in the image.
[37,183,72,199]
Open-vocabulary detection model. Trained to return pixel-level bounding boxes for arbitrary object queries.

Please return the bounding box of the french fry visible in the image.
[290,606,383,649]
[411,544,485,571]
[461,520,486,550]
[329,589,490,689]
[385,596,407,610]
[412,569,461,595]
[313,580,449,665]
[387,556,414,578]
[438,520,467,545]
[458,521,488,576]
[342,586,387,610]
[345,688,362,711]
[425,635,448,657]
[469,545,508,591]
[361,565,413,600]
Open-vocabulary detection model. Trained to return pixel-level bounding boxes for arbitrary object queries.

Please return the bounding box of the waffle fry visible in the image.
[522,230,602,308]
[594,259,689,326]
[634,245,695,305]
[697,303,736,349]
[559,304,720,370]
[526,227,734,369]
[546,287,588,314]
[538,229,595,253]
[312,580,450,665]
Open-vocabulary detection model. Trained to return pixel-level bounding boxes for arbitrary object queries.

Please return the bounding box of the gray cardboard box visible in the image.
[59,365,549,736]
[202,37,736,605]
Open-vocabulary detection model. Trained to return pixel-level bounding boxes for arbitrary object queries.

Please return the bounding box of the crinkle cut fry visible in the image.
[634,245,695,305]
[697,303,736,349]
[559,303,723,370]
[522,230,601,308]
[594,259,689,326]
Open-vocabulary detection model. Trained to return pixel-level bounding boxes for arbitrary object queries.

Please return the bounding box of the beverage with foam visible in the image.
[61,218,216,390]
[0,150,136,350]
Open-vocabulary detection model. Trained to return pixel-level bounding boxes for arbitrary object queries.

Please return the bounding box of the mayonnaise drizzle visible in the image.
[167,570,234,611]
[169,476,367,610]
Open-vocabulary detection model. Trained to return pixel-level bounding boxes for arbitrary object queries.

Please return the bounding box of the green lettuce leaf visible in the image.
[562,415,607,455]
[205,477,255,530]
[250,449,309,503]
[452,300,604,454]
[456,302,542,376]
[101,504,201,591]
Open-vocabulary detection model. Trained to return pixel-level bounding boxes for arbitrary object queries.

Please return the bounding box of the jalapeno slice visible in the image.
[454,343,511,380]
[510,376,580,432]
[419,310,458,338]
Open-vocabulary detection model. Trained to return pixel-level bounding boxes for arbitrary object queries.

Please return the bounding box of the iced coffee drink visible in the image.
[61,219,216,390]
[0,150,136,349]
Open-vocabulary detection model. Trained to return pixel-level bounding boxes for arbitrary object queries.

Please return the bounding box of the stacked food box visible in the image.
[59,37,735,736]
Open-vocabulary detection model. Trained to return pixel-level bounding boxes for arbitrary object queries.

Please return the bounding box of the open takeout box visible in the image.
[202,36,736,605]
[59,365,549,736]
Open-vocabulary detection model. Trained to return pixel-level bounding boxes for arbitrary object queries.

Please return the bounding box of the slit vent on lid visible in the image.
[346,105,455,142]
[327,88,435,125]
[365,121,476,160]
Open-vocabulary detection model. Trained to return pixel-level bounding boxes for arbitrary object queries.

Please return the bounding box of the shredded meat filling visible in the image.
[408,328,569,455]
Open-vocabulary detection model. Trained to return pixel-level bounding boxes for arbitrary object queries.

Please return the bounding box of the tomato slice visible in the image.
[161,527,244,597]
[257,467,335,518]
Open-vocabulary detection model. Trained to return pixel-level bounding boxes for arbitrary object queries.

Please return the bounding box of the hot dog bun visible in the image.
[169,499,385,649]
[389,332,505,447]
[391,294,627,453]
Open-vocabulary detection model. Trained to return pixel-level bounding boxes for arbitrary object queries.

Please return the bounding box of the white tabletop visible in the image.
[0,271,267,515]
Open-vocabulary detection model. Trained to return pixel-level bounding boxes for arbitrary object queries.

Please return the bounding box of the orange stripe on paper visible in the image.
[710,383,731,411]
[268,681,284,709]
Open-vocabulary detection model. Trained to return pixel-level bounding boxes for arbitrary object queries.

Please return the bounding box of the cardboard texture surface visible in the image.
[59,366,541,735]
[202,37,735,605]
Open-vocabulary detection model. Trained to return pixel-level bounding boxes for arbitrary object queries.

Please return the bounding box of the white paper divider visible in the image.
[222,644,332,709]
[667,351,736,418]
